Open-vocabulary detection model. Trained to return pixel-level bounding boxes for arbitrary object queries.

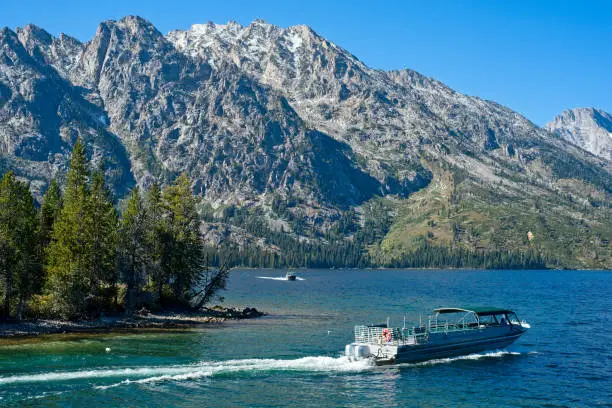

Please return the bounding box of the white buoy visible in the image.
[327,330,331,335]
[105,347,111,352]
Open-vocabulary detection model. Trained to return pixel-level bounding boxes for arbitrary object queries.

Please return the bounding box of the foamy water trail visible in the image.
[98,356,371,389]
[0,351,525,389]
[400,350,522,367]
[257,276,306,281]
[0,356,370,388]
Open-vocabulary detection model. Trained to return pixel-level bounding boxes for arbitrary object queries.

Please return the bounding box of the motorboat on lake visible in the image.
[285,271,297,281]
[345,306,530,365]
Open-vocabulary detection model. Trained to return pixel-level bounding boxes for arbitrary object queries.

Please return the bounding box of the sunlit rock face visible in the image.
[0,16,609,218]
[546,108,612,162]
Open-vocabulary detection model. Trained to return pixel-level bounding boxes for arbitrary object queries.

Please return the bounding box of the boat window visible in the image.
[507,312,520,325]
[435,311,478,328]
[478,315,496,325]
[462,313,478,326]
[495,314,508,325]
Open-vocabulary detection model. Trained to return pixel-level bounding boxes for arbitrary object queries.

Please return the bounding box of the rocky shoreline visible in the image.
[0,307,265,339]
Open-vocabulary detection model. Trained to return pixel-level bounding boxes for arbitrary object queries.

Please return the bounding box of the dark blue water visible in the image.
[0,269,610,407]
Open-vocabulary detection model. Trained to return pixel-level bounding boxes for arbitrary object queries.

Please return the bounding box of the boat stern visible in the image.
[345,342,398,364]
[345,343,370,361]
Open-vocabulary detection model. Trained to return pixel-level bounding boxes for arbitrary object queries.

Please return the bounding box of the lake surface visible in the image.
[1,269,610,407]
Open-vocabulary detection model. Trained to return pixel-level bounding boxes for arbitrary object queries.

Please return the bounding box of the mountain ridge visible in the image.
[0,16,610,268]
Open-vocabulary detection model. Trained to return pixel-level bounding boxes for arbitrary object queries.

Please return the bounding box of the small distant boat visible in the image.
[285,271,297,281]
[345,306,530,365]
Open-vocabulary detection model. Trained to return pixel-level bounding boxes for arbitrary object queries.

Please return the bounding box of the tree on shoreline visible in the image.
[145,182,166,301]
[0,172,20,318]
[87,165,119,311]
[13,181,40,320]
[45,140,118,318]
[161,174,204,302]
[46,138,92,318]
[118,187,149,312]
[0,172,40,320]
[0,141,229,320]
[39,179,62,252]
[192,259,230,310]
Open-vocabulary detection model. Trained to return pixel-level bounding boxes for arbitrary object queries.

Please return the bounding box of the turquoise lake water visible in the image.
[0,269,610,407]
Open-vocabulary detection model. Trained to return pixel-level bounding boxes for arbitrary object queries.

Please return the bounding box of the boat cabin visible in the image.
[352,306,525,347]
[434,307,521,328]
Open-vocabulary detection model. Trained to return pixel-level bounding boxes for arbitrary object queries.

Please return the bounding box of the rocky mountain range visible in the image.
[0,16,610,268]
[546,108,612,162]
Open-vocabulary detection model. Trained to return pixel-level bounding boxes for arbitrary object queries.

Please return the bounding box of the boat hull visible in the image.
[393,331,523,364]
[347,325,527,365]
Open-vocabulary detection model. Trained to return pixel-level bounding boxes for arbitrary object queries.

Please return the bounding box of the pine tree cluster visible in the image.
[0,139,226,321]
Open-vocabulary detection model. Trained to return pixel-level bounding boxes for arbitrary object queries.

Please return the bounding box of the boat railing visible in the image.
[427,321,481,334]
[353,325,429,346]
[354,320,483,345]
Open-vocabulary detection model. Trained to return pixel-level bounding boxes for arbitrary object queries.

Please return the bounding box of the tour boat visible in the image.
[345,306,530,365]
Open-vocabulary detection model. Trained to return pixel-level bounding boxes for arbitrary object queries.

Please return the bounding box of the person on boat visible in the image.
[500,317,508,326]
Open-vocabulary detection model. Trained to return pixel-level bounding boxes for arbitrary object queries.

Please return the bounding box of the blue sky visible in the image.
[3,0,611,125]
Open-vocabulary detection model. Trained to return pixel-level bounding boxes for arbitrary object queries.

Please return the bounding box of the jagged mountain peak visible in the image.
[15,24,83,79]
[16,24,82,48]
[0,26,16,37]
[95,15,167,46]
[17,24,54,44]
[546,107,612,161]
[0,27,37,67]
[169,17,552,159]
[251,18,272,26]
[0,26,21,46]
[111,15,162,35]
[188,20,243,34]
[552,107,612,129]
[168,18,353,61]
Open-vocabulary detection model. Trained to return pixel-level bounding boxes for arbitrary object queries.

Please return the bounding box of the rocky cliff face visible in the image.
[546,108,612,162]
[1,16,611,268]
[0,25,133,197]
[168,21,543,176]
[167,20,610,194]
[3,17,398,209]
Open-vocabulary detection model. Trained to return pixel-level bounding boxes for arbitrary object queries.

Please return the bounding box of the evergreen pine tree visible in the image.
[87,165,119,311]
[0,172,19,317]
[39,179,63,251]
[161,174,204,301]
[0,172,40,319]
[145,182,166,301]
[14,182,40,320]
[46,139,92,318]
[118,187,149,312]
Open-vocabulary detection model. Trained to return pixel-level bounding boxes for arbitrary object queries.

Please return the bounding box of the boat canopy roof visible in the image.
[434,307,514,316]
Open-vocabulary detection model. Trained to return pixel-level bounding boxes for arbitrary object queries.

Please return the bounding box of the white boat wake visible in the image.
[0,351,525,389]
[399,350,522,367]
[0,356,370,388]
[256,276,306,281]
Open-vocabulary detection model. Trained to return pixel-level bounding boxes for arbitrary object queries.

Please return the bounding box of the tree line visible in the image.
[206,200,548,270]
[0,139,228,321]
[208,239,548,270]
